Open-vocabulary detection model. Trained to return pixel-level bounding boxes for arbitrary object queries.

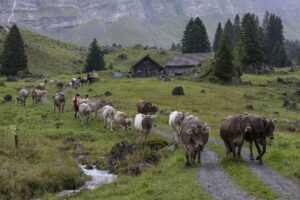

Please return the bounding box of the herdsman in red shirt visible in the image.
[73,94,80,118]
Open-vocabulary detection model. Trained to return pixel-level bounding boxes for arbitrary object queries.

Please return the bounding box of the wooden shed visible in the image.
[165,52,215,76]
[131,55,164,78]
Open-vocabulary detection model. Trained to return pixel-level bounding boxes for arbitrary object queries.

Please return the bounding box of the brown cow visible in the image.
[137,100,158,115]
[53,93,65,113]
[181,115,209,167]
[220,115,253,162]
[56,81,64,92]
[242,113,275,165]
[34,83,46,90]
[31,89,47,104]
[113,111,133,138]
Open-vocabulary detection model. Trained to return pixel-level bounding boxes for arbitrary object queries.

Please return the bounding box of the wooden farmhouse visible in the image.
[165,52,215,76]
[131,55,164,78]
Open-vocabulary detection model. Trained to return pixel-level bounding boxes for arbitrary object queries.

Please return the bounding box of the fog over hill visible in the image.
[0,0,300,47]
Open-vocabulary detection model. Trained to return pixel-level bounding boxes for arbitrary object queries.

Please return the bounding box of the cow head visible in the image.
[150,115,157,127]
[16,96,20,104]
[188,122,210,150]
[240,115,253,134]
[151,104,158,114]
[125,118,133,130]
[263,119,275,139]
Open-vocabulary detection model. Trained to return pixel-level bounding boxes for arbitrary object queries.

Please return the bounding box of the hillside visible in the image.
[0,0,300,48]
[0,30,86,75]
[0,29,176,75]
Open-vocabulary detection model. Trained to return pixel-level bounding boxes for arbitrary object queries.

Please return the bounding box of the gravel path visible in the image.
[209,138,300,200]
[151,128,256,200]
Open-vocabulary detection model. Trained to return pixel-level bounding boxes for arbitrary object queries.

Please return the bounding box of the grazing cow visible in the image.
[17,89,29,106]
[181,115,209,167]
[98,105,116,131]
[220,115,253,163]
[66,82,72,88]
[169,111,186,143]
[113,111,133,138]
[56,81,64,92]
[134,114,157,140]
[79,103,92,128]
[80,77,88,87]
[53,93,65,113]
[137,100,158,115]
[73,80,80,90]
[242,113,275,165]
[34,83,46,90]
[31,89,47,104]
[86,100,113,119]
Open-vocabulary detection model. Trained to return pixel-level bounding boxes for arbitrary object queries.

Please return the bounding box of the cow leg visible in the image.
[224,142,230,160]
[115,126,119,136]
[110,120,113,131]
[62,104,64,113]
[254,141,263,165]
[249,140,254,160]
[237,143,243,163]
[197,150,201,164]
[229,141,236,162]
[122,127,127,138]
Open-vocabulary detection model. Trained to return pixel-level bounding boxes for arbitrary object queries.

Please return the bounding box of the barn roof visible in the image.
[166,52,215,68]
[132,55,163,70]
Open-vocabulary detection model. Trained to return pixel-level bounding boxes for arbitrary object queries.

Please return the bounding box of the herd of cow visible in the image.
[15,77,275,167]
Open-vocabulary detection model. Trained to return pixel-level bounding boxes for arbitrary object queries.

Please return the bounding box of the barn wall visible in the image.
[132,59,162,78]
[166,67,194,76]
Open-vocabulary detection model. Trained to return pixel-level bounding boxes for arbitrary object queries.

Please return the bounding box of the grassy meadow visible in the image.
[0,66,300,199]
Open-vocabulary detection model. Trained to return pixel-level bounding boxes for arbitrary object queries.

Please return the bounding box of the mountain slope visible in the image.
[0,0,300,47]
[0,30,87,75]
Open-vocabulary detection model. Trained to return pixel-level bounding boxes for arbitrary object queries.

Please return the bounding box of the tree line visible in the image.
[0,24,105,76]
[180,12,294,82]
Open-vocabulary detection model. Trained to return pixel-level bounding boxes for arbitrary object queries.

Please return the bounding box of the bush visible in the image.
[0,81,5,87]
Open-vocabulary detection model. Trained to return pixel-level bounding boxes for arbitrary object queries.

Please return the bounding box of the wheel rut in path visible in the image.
[209,137,300,200]
[151,128,256,200]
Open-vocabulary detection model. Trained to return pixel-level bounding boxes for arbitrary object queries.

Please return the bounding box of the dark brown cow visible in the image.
[242,113,275,165]
[56,81,64,92]
[220,115,253,162]
[181,115,209,167]
[137,100,158,115]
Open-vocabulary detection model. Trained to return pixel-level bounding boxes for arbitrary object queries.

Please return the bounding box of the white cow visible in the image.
[169,111,186,143]
[134,114,157,140]
[98,105,115,131]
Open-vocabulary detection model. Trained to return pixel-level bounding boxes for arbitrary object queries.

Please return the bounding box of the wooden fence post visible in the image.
[14,135,18,149]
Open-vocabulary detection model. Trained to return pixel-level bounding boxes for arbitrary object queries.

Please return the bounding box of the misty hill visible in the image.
[0,0,300,47]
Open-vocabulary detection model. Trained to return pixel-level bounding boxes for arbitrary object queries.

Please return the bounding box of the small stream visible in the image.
[57,164,117,197]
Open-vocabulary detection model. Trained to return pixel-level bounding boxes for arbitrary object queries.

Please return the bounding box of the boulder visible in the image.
[108,141,134,171]
[282,98,297,109]
[104,91,112,96]
[245,105,254,110]
[6,76,18,82]
[244,93,254,100]
[243,63,274,75]
[112,72,122,79]
[201,89,206,94]
[4,94,12,102]
[115,54,128,61]
[229,76,242,86]
[172,87,184,95]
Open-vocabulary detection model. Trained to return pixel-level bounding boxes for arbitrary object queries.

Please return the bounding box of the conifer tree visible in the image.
[193,17,211,53]
[213,22,223,52]
[84,39,105,72]
[170,43,176,51]
[297,49,300,65]
[181,18,195,53]
[239,13,264,68]
[181,17,210,53]
[214,33,235,82]
[224,19,234,45]
[233,15,241,48]
[1,24,27,76]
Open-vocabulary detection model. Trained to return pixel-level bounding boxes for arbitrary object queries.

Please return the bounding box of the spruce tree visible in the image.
[84,39,105,72]
[224,19,234,45]
[233,15,241,48]
[214,33,235,82]
[297,49,300,65]
[240,13,264,69]
[213,22,223,52]
[170,43,176,51]
[1,24,27,76]
[193,17,211,53]
[181,18,195,53]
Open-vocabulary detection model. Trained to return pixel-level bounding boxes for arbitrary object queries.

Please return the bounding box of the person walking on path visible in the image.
[73,94,80,118]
